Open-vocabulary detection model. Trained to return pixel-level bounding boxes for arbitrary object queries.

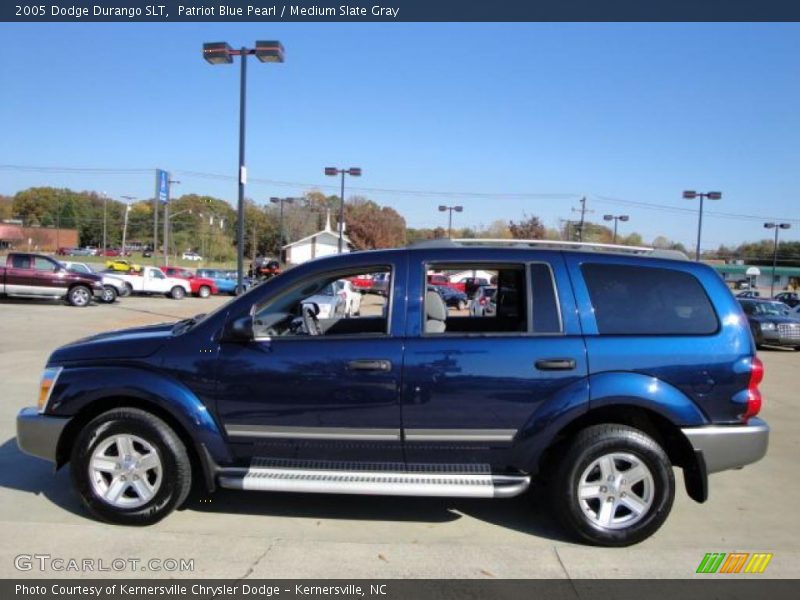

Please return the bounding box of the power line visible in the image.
[2,163,798,225]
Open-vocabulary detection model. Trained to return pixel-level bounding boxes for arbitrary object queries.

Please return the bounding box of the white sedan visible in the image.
[335,279,362,317]
[182,251,203,261]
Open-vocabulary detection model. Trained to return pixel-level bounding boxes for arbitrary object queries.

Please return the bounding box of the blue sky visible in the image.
[1,23,799,249]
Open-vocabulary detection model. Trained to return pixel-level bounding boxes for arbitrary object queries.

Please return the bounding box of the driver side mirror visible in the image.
[224,315,254,342]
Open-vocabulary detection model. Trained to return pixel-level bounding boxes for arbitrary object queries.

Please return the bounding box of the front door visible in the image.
[215,261,406,464]
[401,255,589,470]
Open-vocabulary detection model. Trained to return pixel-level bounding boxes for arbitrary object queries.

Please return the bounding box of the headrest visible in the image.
[425,290,447,322]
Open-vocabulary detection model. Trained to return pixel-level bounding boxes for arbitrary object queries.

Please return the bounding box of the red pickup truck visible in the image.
[0,252,105,306]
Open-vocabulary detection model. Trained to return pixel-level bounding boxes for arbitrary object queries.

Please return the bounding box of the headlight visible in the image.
[760,322,776,330]
[38,367,62,413]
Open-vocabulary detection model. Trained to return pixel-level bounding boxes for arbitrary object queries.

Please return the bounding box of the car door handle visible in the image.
[535,358,576,371]
[347,359,392,372]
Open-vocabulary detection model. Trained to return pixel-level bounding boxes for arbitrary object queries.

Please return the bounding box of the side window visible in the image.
[11,255,31,269]
[70,264,90,273]
[34,257,57,271]
[152,270,165,279]
[581,264,718,335]
[253,267,391,338]
[424,264,527,335]
[529,263,562,334]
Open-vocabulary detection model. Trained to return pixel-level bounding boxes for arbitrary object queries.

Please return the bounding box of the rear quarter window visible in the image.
[581,263,718,335]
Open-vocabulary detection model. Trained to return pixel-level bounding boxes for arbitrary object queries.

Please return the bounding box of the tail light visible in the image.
[479,297,487,306]
[742,356,764,422]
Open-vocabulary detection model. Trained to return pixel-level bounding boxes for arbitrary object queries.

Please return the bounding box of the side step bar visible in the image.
[217,458,530,499]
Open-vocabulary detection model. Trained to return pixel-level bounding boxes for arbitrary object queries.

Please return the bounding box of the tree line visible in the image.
[1,187,797,265]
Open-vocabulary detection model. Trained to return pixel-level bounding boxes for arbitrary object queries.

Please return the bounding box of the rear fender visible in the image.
[588,371,709,426]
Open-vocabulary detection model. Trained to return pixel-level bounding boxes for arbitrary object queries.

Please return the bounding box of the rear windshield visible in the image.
[581,263,718,335]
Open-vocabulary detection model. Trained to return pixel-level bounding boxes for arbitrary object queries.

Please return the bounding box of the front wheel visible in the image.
[100,285,118,304]
[67,285,92,307]
[170,286,186,300]
[70,407,192,525]
[551,424,674,547]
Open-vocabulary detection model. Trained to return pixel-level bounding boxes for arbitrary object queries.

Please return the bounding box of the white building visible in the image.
[283,214,351,265]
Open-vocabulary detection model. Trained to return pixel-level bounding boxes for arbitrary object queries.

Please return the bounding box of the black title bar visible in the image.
[3,1,800,22]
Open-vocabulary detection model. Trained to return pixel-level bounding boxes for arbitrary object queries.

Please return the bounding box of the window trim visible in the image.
[251,264,395,342]
[580,262,721,337]
[420,260,565,338]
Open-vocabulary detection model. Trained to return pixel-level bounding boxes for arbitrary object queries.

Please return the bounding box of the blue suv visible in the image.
[16,240,769,546]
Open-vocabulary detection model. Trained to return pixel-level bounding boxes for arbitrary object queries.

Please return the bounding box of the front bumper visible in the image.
[681,418,769,474]
[16,407,71,464]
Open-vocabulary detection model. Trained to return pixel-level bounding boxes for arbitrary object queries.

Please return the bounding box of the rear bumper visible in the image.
[681,418,769,474]
[16,407,71,464]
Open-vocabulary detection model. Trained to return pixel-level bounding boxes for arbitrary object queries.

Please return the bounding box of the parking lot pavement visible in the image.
[0,295,798,579]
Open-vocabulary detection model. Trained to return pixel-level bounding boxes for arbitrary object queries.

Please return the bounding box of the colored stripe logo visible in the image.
[696,552,772,574]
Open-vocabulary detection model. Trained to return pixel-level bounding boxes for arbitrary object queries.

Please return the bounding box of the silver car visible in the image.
[61,261,130,303]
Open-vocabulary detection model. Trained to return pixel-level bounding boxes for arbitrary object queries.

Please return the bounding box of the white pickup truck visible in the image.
[109,265,191,299]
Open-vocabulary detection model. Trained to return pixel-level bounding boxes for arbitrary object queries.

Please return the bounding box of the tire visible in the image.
[124,283,133,296]
[67,285,92,307]
[170,286,186,300]
[70,407,192,526]
[100,285,118,304]
[197,285,211,299]
[551,424,675,547]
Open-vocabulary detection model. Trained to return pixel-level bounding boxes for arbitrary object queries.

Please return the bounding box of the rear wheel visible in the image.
[67,285,92,307]
[551,424,674,547]
[170,286,186,300]
[197,285,211,299]
[70,408,192,526]
[124,283,133,296]
[100,285,118,304]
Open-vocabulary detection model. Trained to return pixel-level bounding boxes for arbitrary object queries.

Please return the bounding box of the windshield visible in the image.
[747,302,787,316]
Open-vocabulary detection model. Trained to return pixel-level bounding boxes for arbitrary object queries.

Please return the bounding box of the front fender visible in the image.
[48,366,232,465]
[589,371,709,426]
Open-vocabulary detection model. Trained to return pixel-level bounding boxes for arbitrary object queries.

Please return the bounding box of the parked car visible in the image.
[1,252,104,306]
[369,272,391,296]
[106,259,141,273]
[68,247,95,257]
[196,269,251,295]
[470,285,497,316]
[182,251,203,262]
[251,257,282,280]
[430,285,468,310]
[462,276,491,299]
[142,249,153,258]
[109,265,191,299]
[774,291,800,308]
[735,290,761,299]
[61,261,130,304]
[334,279,362,316]
[17,240,769,547]
[738,298,800,350]
[159,266,218,298]
[426,273,466,293]
[301,282,346,319]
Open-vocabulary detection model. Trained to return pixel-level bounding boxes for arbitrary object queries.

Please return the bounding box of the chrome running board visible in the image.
[217,458,530,499]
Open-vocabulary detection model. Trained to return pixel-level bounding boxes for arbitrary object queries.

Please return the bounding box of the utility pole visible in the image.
[101,191,108,254]
[571,197,593,242]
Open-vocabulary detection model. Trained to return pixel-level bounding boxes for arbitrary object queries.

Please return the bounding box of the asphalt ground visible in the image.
[0,294,797,579]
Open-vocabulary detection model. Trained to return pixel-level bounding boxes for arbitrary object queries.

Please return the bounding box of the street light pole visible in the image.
[101,191,108,255]
[325,167,362,253]
[120,195,136,255]
[438,205,463,239]
[203,40,284,293]
[683,190,722,261]
[603,214,630,244]
[163,179,180,266]
[270,197,298,261]
[764,222,791,297]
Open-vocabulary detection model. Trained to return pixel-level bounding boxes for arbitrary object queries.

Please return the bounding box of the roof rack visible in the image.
[407,238,688,260]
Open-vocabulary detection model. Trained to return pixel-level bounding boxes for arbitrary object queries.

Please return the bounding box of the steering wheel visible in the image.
[301,304,323,336]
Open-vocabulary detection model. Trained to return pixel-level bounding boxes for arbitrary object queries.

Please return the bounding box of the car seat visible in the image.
[425,290,447,333]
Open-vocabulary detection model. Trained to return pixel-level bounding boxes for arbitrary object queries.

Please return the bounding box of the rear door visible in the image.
[401,252,588,469]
